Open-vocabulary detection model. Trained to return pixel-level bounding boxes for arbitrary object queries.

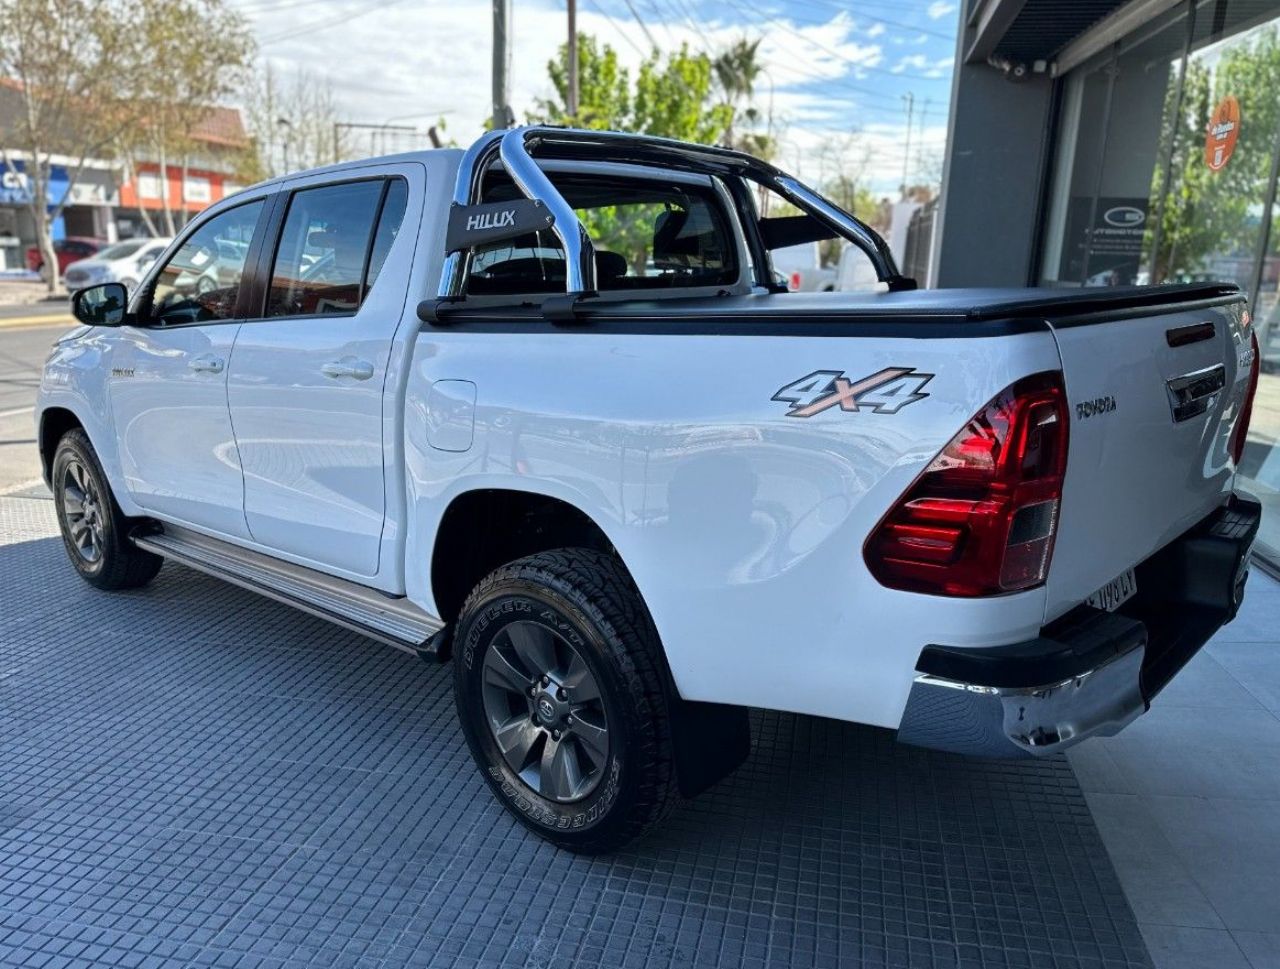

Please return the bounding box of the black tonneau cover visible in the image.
[577,282,1242,322]
[422,282,1243,333]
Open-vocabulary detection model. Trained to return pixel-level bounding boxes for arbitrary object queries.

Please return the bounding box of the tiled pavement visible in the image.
[0,494,1160,969]
[1068,568,1280,969]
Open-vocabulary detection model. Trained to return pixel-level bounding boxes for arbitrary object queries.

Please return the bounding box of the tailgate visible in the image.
[1044,295,1252,620]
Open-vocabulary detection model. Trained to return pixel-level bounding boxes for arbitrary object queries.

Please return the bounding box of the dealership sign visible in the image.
[0,169,31,205]
[0,161,117,208]
[1205,95,1241,172]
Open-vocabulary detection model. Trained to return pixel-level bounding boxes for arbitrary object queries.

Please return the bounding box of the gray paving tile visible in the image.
[1068,740,1137,795]
[1150,651,1269,711]
[1145,796,1280,934]
[1209,585,1280,642]
[1084,794,1223,930]
[1234,930,1280,969]
[0,492,1155,968]
[1089,705,1280,800]
[1209,641,1280,716]
[1140,925,1252,969]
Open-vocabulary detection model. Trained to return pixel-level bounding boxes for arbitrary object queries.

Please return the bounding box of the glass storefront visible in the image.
[1042,0,1280,564]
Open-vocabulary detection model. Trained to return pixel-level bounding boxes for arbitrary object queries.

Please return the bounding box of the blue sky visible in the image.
[235,0,960,193]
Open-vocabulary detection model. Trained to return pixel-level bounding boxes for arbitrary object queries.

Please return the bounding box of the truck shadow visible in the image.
[0,525,1151,969]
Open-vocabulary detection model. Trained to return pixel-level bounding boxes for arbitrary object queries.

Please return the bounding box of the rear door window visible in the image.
[266,178,406,318]
[467,174,738,296]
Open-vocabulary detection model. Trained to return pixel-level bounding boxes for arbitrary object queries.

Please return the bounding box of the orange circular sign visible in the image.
[1205,95,1241,172]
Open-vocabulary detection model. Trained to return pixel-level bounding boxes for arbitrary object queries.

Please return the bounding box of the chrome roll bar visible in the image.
[436,125,910,302]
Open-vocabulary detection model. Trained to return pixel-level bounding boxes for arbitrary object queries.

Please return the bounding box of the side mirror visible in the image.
[71,282,129,327]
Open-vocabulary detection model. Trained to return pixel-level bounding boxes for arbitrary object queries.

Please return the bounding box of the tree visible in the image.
[0,0,253,291]
[1147,28,1280,283]
[243,64,349,179]
[533,35,730,143]
[531,35,736,269]
[712,38,774,158]
[119,0,254,236]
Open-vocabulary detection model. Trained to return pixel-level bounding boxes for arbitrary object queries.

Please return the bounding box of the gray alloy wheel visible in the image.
[480,619,610,803]
[51,429,163,590]
[60,458,105,564]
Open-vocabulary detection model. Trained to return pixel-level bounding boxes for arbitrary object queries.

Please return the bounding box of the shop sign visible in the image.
[0,169,32,205]
[0,161,70,207]
[1205,95,1240,172]
[1060,196,1149,286]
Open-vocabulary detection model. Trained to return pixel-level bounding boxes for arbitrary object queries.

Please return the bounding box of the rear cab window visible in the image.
[467,170,742,297]
[266,177,408,318]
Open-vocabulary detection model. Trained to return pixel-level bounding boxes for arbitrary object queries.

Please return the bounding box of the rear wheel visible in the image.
[52,430,162,590]
[453,549,678,853]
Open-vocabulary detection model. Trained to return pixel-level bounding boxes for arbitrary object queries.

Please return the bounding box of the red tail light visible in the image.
[1229,329,1260,466]
[864,371,1069,597]
[788,271,801,292]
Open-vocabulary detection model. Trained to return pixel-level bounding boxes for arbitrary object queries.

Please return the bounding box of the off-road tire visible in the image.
[52,429,162,590]
[453,548,679,853]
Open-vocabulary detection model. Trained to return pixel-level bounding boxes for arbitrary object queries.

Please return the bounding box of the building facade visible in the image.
[0,82,250,270]
[937,0,1280,563]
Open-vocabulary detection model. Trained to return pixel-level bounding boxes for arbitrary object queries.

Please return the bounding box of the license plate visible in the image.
[1087,568,1137,612]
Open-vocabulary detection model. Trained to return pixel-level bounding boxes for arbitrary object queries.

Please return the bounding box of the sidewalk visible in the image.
[1068,569,1280,969]
[0,279,65,309]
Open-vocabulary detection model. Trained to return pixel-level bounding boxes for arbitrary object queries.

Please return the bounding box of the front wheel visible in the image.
[52,430,162,590]
[453,549,678,853]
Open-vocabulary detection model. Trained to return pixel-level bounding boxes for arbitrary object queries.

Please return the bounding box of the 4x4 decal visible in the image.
[772,367,934,418]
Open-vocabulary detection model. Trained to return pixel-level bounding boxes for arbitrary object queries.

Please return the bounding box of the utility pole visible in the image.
[567,0,579,118]
[900,92,915,200]
[492,0,514,128]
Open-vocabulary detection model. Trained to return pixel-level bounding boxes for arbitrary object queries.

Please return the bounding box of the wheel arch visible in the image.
[429,487,628,625]
[38,406,87,486]
[431,486,751,798]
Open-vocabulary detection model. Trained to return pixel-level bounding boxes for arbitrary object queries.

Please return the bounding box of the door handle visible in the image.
[321,358,375,381]
[188,354,224,374]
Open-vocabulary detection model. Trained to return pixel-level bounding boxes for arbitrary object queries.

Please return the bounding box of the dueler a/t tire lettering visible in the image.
[452,548,678,853]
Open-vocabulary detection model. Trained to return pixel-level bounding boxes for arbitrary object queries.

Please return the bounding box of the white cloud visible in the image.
[890,53,929,74]
[927,1,957,18]
[237,0,950,191]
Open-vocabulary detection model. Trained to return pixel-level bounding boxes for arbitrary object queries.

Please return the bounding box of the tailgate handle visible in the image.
[1166,321,1216,347]
[1166,364,1225,422]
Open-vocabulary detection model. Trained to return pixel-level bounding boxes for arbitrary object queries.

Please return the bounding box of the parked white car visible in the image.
[63,237,172,294]
[835,241,884,292]
[770,241,836,291]
[39,127,1262,852]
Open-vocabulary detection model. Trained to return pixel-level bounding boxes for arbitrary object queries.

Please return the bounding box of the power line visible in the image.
[718,0,951,83]
[618,0,660,49]
[258,0,411,44]
[769,0,955,42]
[583,0,649,57]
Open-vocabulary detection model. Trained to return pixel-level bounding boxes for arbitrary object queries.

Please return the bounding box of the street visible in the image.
[0,310,74,496]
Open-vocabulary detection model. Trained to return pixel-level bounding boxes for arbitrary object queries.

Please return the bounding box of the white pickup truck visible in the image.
[41,127,1262,852]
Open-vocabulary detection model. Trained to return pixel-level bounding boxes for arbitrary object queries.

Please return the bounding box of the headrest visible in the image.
[595,250,627,280]
[652,209,689,263]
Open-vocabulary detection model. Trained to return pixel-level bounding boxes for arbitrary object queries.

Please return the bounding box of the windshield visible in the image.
[97,240,149,261]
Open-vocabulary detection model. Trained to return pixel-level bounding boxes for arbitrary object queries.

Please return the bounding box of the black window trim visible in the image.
[243,174,405,325]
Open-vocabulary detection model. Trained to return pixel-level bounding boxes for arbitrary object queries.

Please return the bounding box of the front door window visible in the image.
[149,200,263,325]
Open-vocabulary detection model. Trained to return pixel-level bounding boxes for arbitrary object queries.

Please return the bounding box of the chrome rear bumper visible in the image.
[897,492,1260,759]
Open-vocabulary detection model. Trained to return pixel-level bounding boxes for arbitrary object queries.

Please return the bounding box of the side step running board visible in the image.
[133,526,444,655]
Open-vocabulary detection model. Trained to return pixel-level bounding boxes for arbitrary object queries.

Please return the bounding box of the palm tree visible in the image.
[713,38,764,150]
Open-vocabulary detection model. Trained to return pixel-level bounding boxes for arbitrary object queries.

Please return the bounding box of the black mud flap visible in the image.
[669,698,751,798]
